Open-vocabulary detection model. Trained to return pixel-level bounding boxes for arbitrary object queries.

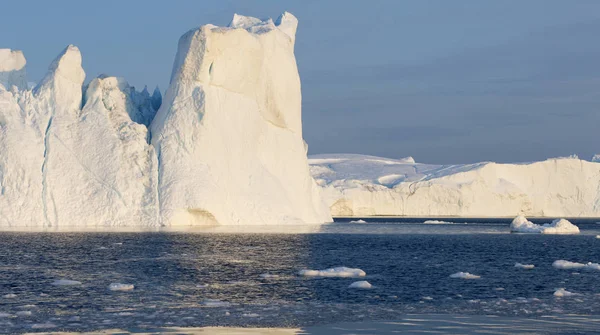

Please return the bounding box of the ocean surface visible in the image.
[1,218,600,334]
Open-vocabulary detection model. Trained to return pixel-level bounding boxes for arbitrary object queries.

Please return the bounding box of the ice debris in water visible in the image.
[554,288,578,297]
[553,260,600,271]
[348,280,373,289]
[51,279,82,286]
[515,263,535,269]
[449,272,481,279]
[108,283,134,291]
[202,299,231,307]
[510,216,580,234]
[349,219,367,223]
[299,267,366,278]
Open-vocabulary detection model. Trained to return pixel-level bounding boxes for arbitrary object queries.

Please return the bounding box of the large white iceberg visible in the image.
[310,154,600,218]
[0,13,331,229]
[150,12,331,226]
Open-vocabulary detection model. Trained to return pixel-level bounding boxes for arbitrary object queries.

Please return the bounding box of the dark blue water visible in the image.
[1,220,600,333]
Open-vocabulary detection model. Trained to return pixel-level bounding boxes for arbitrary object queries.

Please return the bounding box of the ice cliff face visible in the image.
[0,12,332,229]
[151,12,332,226]
[0,46,160,229]
[310,154,600,217]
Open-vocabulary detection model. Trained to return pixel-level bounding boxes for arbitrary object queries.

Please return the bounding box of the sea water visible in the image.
[1,219,600,333]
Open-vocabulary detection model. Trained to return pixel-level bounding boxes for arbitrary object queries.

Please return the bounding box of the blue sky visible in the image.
[2,0,599,164]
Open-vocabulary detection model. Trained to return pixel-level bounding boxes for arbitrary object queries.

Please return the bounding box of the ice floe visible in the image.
[349,219,367,224]
[449,272,481,279]
[514,263,535,269]
[2,293,17,298]
[108,283,134,291]
[553,260,600,271]
[299,267,366,278]
[348,280,373,289]
[510,216,579,234]
[554,288,578,297]
[51,279,82,286]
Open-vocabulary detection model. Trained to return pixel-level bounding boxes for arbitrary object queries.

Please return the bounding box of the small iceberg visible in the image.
[449,272,481,279]
[299,267,366,278]
[553,260,600,271]
[554,288,578,297]
[514,263,535,269]
[510,216,579,234]
[2,293,17,298]
[108,283,134,291]
[348,280,373,289]
[349,219,367,224]
[424,220,451,224]
[51,279,82,286]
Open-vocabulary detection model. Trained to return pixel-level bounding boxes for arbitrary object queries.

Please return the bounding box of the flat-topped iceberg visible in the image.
[310,154,600,218]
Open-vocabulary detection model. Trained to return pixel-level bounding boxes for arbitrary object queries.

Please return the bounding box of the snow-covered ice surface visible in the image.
[2,224,600,333]
[309,154,600,218]
[0,12,330,230]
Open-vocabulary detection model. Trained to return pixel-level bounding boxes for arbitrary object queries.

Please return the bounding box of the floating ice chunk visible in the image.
[242,313,260,318]
[299,267,366,278]
[515,263,535,269]
[3,293,17,298]
[108,283,134,291]
[348,281,373,289]
[554,288,578,297]
[449,272,481,279]
[259,273,279,279]
[202,299,231,307]
[349,220,367,224]
[596,235,600,239]
[553,260,600,271]
[51,279,82,286]
[424,220,451,224]
[510,216,579,234]
[0,312,11,318]
[16,311,32,317]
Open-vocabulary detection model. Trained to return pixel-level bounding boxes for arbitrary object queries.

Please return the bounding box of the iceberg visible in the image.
[510,216,579,234]
[310,154,600,218]
[149,12,331,227]
[0,12,331,229]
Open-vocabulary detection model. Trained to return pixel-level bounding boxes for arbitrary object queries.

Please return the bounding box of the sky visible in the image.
[1,0,599,164]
